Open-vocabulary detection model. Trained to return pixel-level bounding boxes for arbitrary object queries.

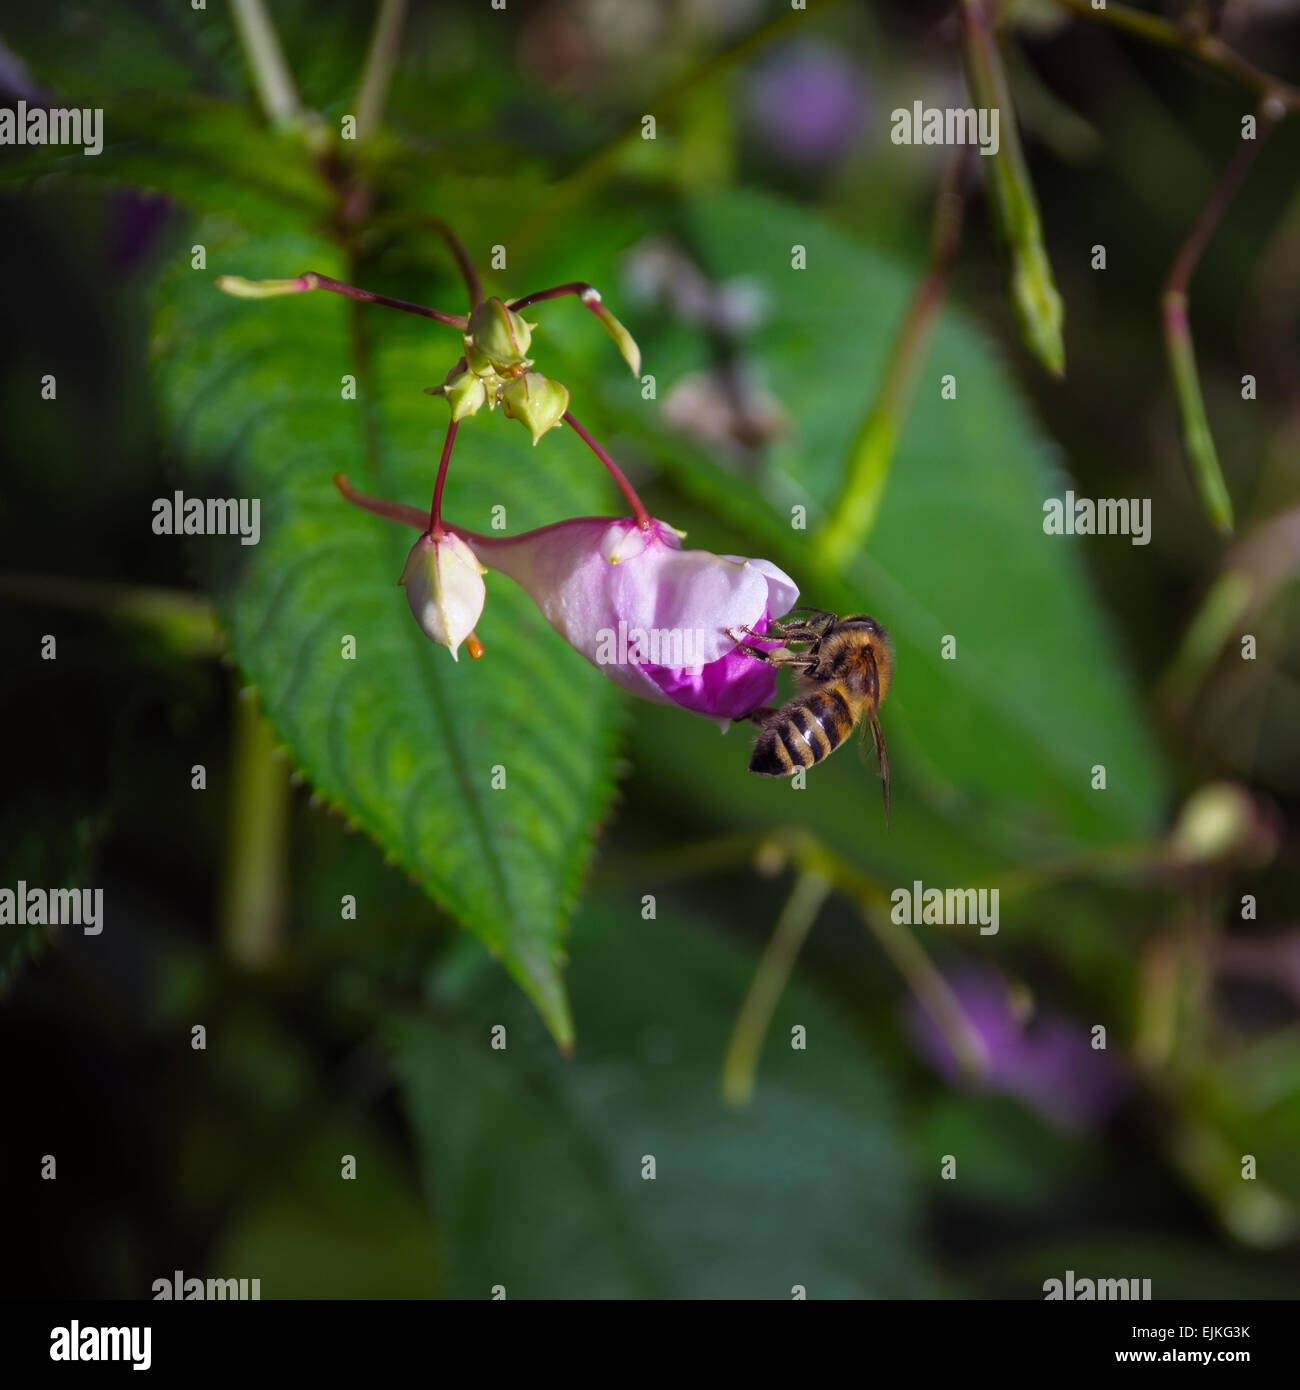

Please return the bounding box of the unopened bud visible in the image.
[502,371,570,445]
[464,344,501,379]
[465,296,534,368]
[216,275,308,299]
[399,531,487,661]
[433,368,488,421]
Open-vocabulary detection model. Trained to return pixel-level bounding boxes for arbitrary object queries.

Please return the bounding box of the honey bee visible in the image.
[728,608,893,823]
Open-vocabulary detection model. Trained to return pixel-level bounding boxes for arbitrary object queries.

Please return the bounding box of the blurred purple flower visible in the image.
[109,190,171,272]
[748,42,868,166]
[0,38,48,104]
[909,971,1129,1132]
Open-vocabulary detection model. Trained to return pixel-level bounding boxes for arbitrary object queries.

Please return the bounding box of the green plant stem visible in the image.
[355,0,408,141]
[861,903,988,1081]
[603,818,1247,1084]
[229,0,302,127]
[610,827,986,1081]
[817,151,968,567]
[1162,111,1278,535]
[1157,505,1300,713]
[1164,308,1233,533]
[593,834,765,885]
[221,691,290,970]
[1053,0,1300,111]
[963,0,1065,376]
[1157,570,1254,713]
[971,840,1155,901]
[722,870,832,1107]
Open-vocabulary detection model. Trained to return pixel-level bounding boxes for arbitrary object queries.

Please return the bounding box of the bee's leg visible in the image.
[730,623,807,646]
[727,622,823,656]
[745,705,780,727]
[799,613,839,643]
[764,611,837,652]
[725,634,818,672]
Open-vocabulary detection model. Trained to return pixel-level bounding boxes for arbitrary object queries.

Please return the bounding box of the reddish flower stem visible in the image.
[335,475,628,552]
[429,420,459,536]
[562,410,652,529]
[507,281,595,311]
[289,272,468,327]
[1160,106,1279,534]
[427,218,483,308]
[335,474,430,530]
[506,281,641,376]
[1165,122,1274,301]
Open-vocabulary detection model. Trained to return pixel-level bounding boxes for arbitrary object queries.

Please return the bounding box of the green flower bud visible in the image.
[464,343,499,378]
[501,372,570,445]
[433,368,488,421]
[216,275,309,299]
[466,296,534,368]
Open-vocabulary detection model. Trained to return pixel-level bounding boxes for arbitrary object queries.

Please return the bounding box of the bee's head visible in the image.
[841,614,887,639]
[839,614,893,701]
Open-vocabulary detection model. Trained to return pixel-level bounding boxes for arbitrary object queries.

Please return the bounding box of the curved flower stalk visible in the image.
[334,476,797,725]
[217,254,640,449]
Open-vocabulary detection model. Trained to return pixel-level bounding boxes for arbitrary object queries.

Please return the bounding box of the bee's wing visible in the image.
[854,647,890,829]
[870,711,890,830]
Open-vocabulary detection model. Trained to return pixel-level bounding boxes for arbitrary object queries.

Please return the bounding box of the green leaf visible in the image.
[962,1,1065,376]
[213,1125,442,1298]
[393,895,939,1298]
[589,188,1166,877]
[152,224,625,1046]
[0,96,330,230]
[0,0,233,104]
[0,802,97,992]
[0,1,294,222]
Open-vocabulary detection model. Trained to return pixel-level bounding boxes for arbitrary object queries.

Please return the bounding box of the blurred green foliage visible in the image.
[2,0,1299,1301]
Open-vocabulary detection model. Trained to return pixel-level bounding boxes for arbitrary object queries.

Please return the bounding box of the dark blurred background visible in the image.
[1,0,1299,1299]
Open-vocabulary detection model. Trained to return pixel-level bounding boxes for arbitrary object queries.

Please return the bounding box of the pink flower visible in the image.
[333,477,797,725]
[464,516,797,724]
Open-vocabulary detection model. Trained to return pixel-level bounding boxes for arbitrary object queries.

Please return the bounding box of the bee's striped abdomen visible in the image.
[749,688,855,777]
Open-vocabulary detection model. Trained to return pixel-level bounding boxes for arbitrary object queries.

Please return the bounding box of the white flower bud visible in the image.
[399,531,487,661]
